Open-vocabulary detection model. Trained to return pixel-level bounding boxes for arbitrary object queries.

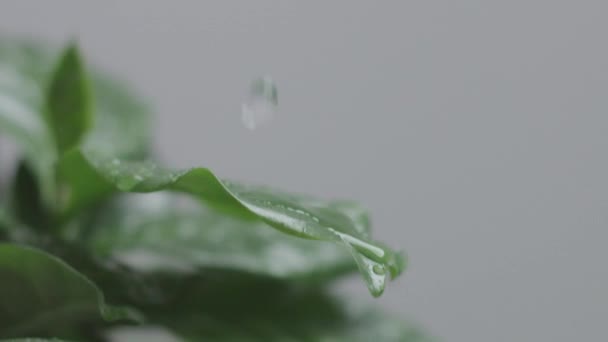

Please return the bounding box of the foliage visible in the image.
[0,37,430,341]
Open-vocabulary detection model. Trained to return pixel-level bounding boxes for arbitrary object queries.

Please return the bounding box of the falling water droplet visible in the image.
[241,76,278,130]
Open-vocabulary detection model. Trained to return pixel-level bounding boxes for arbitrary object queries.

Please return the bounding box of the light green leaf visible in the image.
[59,150,406,297]
[142,273,430,341]
[0,243,140,338]
[78,193,356,280]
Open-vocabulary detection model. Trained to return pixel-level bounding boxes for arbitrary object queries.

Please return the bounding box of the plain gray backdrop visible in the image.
[1,1,607,341]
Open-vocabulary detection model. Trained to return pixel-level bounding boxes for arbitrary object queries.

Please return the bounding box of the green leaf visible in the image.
[0,243,140,338]
[140,273,430,341]
[0,37,151,157]
[0,37,151,206]
[45,44,91,153]
[58,150,406,297]
[77,193,356,281]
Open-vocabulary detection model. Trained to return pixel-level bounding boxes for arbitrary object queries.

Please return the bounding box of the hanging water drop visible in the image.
[241,76,278,130]
[372,264,386,275]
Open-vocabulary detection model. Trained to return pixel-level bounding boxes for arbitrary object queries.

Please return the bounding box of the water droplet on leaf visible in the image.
[241,76,278,130]
[372,264,386,275]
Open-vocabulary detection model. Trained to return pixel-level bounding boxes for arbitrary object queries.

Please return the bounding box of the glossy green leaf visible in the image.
[0,243,140,338]
[58,150,406,297]
[77,193,356,280]
[139,273,430,342]
[45,44,91,153]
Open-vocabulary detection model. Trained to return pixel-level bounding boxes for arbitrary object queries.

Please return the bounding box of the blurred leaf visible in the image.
[0,243,140,338]
[0,339,72,342]
[0,209,9,241]
[8,161,47,230]
[58,150,406,297]
[0,37,151,206]
[0,38,57,204]
[0,36,152,157]
[143,273,430,342]
[84,69,151,159]
[45,44,91,153]
[78,193,356,281]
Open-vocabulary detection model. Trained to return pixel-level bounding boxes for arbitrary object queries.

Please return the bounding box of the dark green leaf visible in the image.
[77,193,356,281]
[58,150,406,297]
[136,273,430,341]
[0,209,9,241]
[45,44,91,153]
[0,243,140,338]
[8,161,47,229]
[0,339,71,342]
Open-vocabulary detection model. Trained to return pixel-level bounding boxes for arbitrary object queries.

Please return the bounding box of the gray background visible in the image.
[1,1,607,341]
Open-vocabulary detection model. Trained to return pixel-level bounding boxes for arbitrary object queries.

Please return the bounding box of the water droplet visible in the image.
[241,76,278,130]
[372,264,386,275]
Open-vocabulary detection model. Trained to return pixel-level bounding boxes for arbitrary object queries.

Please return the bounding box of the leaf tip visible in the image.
[46,41,93,153]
